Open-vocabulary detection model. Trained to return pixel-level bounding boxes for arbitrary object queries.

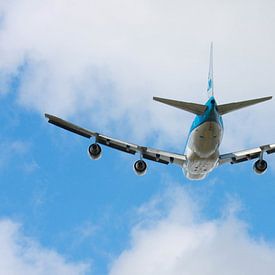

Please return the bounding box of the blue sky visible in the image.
[0,1,275,274]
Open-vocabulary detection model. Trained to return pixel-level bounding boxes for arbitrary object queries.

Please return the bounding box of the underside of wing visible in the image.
[96,134,186,166]
[45,114,96,138]
[219,144,275,165]
[217,96,272,115]
[45,114,186,166]
[153,97,207,115]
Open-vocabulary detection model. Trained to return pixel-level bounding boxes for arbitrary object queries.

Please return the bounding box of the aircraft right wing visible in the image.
[45,114,186,166]
[219,144,275,165]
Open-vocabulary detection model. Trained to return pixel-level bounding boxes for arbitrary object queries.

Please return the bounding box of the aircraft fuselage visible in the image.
[183,97,223,180]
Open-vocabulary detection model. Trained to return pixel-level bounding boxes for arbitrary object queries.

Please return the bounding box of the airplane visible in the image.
[45,44,275,180]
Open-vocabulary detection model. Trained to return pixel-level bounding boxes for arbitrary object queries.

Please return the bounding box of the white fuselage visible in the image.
[183,121,223,180]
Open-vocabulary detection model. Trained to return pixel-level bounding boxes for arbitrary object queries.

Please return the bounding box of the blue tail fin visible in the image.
[207,42,214,98]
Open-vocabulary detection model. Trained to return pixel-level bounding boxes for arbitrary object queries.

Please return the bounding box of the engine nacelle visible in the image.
[253,159,267,175]
[133,160,147,176]
[88,143,102,160]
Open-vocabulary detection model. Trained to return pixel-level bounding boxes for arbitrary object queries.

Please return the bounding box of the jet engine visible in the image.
[253,159,267,174]
[133,160,147,176]
[88,143,102,160]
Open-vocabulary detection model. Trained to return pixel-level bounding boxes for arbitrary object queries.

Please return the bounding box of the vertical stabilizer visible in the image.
[207,42,214,98]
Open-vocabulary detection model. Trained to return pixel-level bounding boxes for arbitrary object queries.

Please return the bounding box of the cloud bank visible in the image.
[0,0,275,149]
[0,219,89,275]
[110,186,275,275]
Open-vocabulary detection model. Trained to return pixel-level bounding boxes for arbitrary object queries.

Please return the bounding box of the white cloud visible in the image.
[109,186,275,275]
[0,0,275,149]
[0,219,89,275]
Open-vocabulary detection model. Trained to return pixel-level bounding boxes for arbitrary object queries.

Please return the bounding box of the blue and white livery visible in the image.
[45,45,275,180]
[207,42,214,98]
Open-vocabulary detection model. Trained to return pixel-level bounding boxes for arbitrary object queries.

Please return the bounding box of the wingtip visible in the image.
[153,96,162,102]
[263,96,273,101]
[44,113,50,119]
[44,113,55,122]
[153,96,166,100]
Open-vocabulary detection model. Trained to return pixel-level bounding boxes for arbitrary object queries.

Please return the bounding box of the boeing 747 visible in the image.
[45,45,274,180]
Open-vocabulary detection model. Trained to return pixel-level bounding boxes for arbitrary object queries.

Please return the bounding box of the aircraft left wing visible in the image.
[219,144,275,165]
[45,114,186,166]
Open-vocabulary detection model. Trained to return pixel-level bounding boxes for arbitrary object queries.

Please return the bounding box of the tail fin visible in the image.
[207,42,214,98]
[217,96,272,115]
[153,97,206,115]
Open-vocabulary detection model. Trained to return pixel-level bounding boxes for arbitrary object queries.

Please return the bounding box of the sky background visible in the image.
[0,0,275,274]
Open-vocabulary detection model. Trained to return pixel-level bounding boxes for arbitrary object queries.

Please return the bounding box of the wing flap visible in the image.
[267,148,275,154]
[142,153,169,164]
[96,135,137,154]
[219,144,275,165]
[142,147,186,165]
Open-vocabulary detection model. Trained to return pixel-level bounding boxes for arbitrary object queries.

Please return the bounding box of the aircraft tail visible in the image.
[153,97,207,115]
[207,42,214,98]
[217,96,272,115]
[153,43,272,116]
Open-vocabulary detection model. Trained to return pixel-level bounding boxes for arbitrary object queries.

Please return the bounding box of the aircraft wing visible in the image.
[219,144,275,165]
[45,114,186,166]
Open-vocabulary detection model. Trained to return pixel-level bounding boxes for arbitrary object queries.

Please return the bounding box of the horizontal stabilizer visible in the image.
[217,96,272,115]
[153,97,207,115]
